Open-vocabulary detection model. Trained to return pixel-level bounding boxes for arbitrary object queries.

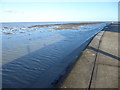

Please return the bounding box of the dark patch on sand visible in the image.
[28,22,102,31]
[3,32,13,34]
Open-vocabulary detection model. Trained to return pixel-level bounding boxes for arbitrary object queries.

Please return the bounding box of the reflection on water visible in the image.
[2,33,65,65]
[27,45,31,53]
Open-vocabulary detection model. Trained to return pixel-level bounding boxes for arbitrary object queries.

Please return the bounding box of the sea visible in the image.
[1,22,108,88]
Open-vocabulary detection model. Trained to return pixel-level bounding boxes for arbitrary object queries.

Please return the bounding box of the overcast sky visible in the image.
[0,0,118,22]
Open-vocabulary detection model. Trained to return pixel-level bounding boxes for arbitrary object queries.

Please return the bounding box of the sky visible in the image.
[0,1,119,22]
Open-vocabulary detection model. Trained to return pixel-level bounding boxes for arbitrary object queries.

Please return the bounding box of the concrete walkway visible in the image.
[59,23,119,89]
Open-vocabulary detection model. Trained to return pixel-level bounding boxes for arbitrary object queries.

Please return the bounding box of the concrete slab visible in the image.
[90,24,119,88]
[91,64,118,88]
[60,23,119,89]
[60,31,105,88]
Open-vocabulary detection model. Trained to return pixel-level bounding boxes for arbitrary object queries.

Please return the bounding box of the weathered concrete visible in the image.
[90,24,119,88]
[59,23,119,88]
[60,31,105,88]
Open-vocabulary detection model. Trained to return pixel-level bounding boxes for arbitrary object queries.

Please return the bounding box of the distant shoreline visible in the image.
[1,21,117,23]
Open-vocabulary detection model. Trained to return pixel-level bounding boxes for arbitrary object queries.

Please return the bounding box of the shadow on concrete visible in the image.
[88,46,120,61]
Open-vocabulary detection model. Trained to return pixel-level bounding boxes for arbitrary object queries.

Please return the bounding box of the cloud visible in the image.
[3,9,15,13]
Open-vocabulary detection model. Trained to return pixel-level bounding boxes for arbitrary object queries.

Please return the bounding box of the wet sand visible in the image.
[2,22,102,35]
[28,22,102,30]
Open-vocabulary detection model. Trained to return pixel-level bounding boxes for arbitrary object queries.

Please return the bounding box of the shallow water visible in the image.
[2,22,107,88]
